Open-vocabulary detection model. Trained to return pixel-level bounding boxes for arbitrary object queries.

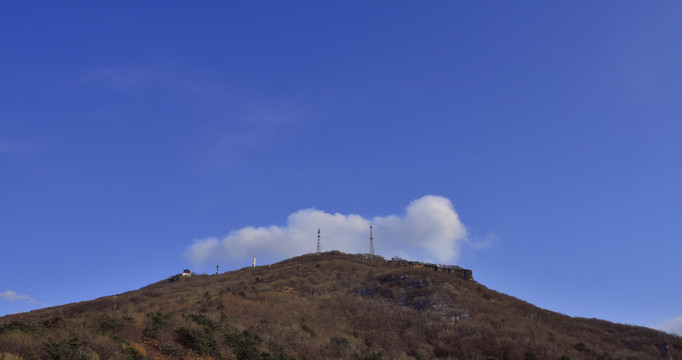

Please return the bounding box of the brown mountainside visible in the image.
[1,251,679,360]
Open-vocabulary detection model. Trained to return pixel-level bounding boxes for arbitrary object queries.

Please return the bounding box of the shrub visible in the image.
[21,348,39,360]
[574,343,591,353]
[354,351,383,360]
[0,321,41,335]
[183,313,217,333]
[223,329,296,360]
[144,311,171,339]
[325,337,350,358]
[300,324,315,337]
[121,346,145,360]
[160,345,182,360]
[225,329,262,359]
[262,351,296,360]
[42,318,65,330]
[97,315,124,335]
[407,348,423,360]
[175,327,218,356]
[596,352,615,360]
[43,337,95,360]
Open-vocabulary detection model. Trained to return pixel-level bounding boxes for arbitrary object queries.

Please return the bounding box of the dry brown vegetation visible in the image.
[1,251,679,360]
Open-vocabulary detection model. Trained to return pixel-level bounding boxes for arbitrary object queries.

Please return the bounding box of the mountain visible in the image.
[1,251,679,360]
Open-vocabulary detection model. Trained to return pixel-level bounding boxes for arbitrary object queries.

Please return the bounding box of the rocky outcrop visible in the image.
[388,258,474,281]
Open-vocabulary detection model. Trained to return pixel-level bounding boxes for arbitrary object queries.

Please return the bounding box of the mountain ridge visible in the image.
[1,251,679,360]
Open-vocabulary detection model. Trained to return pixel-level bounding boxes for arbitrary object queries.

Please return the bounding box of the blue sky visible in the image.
[2,2,682,334]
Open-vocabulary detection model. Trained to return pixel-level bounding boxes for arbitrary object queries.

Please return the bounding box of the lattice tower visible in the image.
[369,225,374,257]
[317,229,321,254]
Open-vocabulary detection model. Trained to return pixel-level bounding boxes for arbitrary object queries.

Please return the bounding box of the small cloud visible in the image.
[469,233,498,250]
[185,195,469,265]
[0,290,36,304]
[659,316,682,336]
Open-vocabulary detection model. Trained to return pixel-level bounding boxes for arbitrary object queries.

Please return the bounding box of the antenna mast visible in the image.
[317,229,321,254]
[369,225,374,257]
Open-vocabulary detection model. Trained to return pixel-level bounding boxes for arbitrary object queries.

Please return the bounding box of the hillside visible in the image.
[1,251,679,360]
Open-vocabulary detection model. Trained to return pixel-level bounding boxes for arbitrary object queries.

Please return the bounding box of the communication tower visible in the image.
[216,264,219,275]
[317,229,321,254]
[369,225,375,257]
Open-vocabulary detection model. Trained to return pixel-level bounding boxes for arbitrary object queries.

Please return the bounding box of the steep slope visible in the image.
[1,251,679,360]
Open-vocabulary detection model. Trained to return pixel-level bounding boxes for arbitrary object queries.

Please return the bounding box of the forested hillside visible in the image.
[1,252,678,360]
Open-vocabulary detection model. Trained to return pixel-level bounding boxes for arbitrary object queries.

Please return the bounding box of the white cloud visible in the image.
[659,316,682,336]
[470,233,498,250]
[0,290,36,303]
[185,195,468,265]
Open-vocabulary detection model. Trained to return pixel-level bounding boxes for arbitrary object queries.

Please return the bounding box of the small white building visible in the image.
[182,269,191,277]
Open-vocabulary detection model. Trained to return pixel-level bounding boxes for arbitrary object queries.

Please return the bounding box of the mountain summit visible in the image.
[1,251,678,359]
